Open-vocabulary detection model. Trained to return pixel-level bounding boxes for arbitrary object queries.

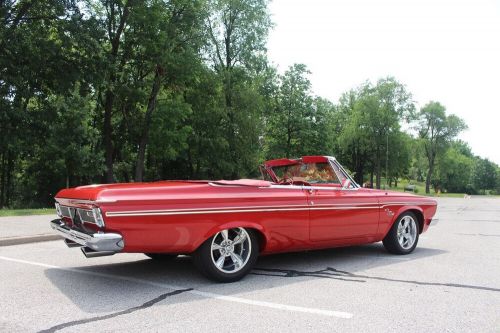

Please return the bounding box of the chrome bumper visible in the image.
[431,218,439,226]
[50,219,124,252]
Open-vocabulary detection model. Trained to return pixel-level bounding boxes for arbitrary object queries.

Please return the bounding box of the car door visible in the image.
[307,185,380,242]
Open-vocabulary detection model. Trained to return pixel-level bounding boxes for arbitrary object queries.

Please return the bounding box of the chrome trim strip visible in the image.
[108,204,308,215]
[327,157,360,189]
[63,199,96,205]
[106,204,382,217]
[267,185,345,191]
[209,182,243,188]
[310,206,380,211]
[311,202,380,207]
[105,200,435,217]
[55,198,117,205]
[96,199,118,203]
[107,207,311,217]
[380,202,437,207]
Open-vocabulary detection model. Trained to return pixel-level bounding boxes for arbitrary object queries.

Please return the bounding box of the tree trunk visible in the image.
[135,66,163,182]
[103,89,115,183]
[354,149,364,185]
[425,164,434,194]
[5,150,12,207]
[355,162,364,185]
[187,146,194,179]
[286,127,292,158]
[425,147,436,194]
[0,152,5,208]
[375,148,381,189]
[102,1,132,183]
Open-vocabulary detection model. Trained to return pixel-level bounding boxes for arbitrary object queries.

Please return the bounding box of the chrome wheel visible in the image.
[210,228,251,274]
[397,215,417,250]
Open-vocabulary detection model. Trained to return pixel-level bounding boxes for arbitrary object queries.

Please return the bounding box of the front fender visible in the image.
[381,205,424,238]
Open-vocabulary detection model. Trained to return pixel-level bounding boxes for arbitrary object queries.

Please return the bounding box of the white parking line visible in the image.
[0,255,353,319]
[345,254,411,261]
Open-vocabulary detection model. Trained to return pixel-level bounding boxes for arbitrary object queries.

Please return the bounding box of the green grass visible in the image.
[381,179,498,198]
[0,208,56,217]
[378,179,466,197]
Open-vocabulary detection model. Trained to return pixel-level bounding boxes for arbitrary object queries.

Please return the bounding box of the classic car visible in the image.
[50,156,438,282]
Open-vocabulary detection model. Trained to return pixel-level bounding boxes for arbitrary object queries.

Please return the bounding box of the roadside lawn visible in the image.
[0,208,56,217]
[377,179,466,197]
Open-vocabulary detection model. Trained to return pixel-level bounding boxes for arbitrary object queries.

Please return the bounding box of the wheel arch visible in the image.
[407,208,424,234]
[384,206,424,237]
[194,222,269,252]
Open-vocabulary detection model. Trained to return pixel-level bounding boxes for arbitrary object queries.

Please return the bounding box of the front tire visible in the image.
[383,212,419,254]
[193,227,259,282]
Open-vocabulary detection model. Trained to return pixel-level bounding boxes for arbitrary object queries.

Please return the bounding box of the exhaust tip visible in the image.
[81,247,116,258]
[64,239,81,248]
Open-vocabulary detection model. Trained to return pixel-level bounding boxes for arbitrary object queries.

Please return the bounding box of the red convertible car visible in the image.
[51,156,438,282]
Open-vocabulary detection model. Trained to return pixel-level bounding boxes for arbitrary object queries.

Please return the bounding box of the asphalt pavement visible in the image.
[0,197,499,332]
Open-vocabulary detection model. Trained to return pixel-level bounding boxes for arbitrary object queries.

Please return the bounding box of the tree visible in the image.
[472,158,497,194]
[417,101,467,193]
[265,64,313,158]
[308,97,337,156]
[0,0,101,206]
[336,87,371,184]
[496,167,500,195]
[436,143,474,193]
[386,131,411,187]
[205,0,272,177]
[94,0,136,183]
[337,78,414,188]
[131,0,205,182]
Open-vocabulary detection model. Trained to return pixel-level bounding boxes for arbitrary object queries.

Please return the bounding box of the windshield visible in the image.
[271,162,340,184]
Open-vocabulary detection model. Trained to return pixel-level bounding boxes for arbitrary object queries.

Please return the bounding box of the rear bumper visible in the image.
[50,219,124,252]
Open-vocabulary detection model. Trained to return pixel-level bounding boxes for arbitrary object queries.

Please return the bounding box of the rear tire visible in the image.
[193,227,259,282]
[383,212,419,254]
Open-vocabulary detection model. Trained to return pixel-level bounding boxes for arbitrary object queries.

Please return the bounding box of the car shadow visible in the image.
[43,242,447,314]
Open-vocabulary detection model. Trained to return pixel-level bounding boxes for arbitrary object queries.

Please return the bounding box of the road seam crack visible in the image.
[37,288,192,333]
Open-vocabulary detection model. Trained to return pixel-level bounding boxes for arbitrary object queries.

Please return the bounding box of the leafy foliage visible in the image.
[417,101,467,193]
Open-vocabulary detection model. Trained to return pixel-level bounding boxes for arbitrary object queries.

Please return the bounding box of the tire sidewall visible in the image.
[194,228,259,282]
[386,212,420,254]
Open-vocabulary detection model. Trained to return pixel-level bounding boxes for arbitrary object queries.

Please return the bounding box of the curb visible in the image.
[0,234,61,247]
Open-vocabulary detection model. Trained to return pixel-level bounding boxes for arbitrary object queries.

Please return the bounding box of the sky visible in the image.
[267,0,500,164]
